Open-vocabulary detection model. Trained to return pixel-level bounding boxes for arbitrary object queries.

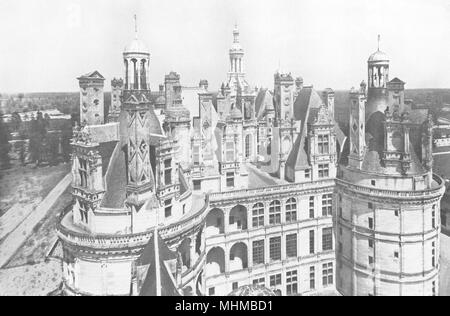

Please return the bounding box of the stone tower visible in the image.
[336,44,445,296]
[77,71,105,126]
[109,78,124,122]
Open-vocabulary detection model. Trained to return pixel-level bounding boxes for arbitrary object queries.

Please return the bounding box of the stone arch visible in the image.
[229,204,247,232]
[177,238,191,270]
[229,242,248,271]
[206,247,225,277]
[206,208,224,236]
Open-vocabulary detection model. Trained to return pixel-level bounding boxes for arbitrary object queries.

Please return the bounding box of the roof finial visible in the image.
[377,34,381,51]
[134,14,138,39]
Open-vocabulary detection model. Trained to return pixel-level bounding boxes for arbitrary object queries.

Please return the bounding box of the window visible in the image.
[318,135,330,154]
[368,202,373,209]
[226,141,235,162]
[394,251,399,259]
[164,159,172,185]
[182,204,186,215]
[226,172,234,188]
[286,198,297,222]
[305,169,310,179]
[286,270,298,295]
[309,230,315,254]
[432,241,436,268]
[253,240,265,265]
[432,205,436,229]
[253,278,265,286]
[394,210,399,217]
[310,267,315,290]
[245,135,251,158]
[322,263,333,286]
[79,200,88,223]
[209,287,215,295]
[432,281,436,296]
[269,200,281,225]
[193,145,200,165]
[368,239,374,248]
[193,180,201,191]
[368,217,374,230]
[164,199,172,218]
[309,196,315,219]
[270,274,282,287]
[322,228,333,251]
[252,203,265,228]
[369,256,374,265]
[232,282,239,290]
[318,164,329,178]
[339,207,343,218]
[78,158,88,188]
[371,180,376,186]
[269,237,281,261]
[322,194,333,216]
[286,234,297,258]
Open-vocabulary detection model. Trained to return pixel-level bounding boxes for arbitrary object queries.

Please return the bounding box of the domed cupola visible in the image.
[123,15,150,91]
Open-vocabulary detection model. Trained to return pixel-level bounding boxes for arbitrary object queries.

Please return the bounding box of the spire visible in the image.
[377,34,380,51]
[134,14,138,39]
[233,23,239,43]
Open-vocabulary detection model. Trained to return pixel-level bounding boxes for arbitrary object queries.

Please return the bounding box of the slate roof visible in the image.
[138,232,179,297]
[101,142,127,209]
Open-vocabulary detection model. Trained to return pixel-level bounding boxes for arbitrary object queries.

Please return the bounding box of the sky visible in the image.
[0,0,449,93]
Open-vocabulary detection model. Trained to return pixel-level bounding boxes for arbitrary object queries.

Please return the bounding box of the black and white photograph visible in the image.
[0,0,449,300]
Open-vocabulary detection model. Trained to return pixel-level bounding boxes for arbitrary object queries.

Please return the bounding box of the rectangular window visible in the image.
[309,230,315,254]
[432,241,436,268]
[253,278,265,286]
[253,240,265,265]
[368,239,374,248]
[226,172,234,188]
[309,196,315,219]
[286,234,297,258]
[209,287,215,296]
[318,135,330,155]
[193,180,201,191]
[371,180,376,186]
[78,158,88,188]
[432,205,436,229]
[164,199,172,218]
[310,266,315,290]
[369,256,374,265]
[305,169,310,179]
[164,159,172,185]
[322,194,333,216]
[318,164,329,178]
[269,237,281,261]
[322,262,333,286]
[232,282,239,290]
[252,204,265,228]
[322,227,333,251]
[432,281,436,296]
[269,274,282,287]
[394,251,399,259]
[368,217,374,230]
[286,270,298,295]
